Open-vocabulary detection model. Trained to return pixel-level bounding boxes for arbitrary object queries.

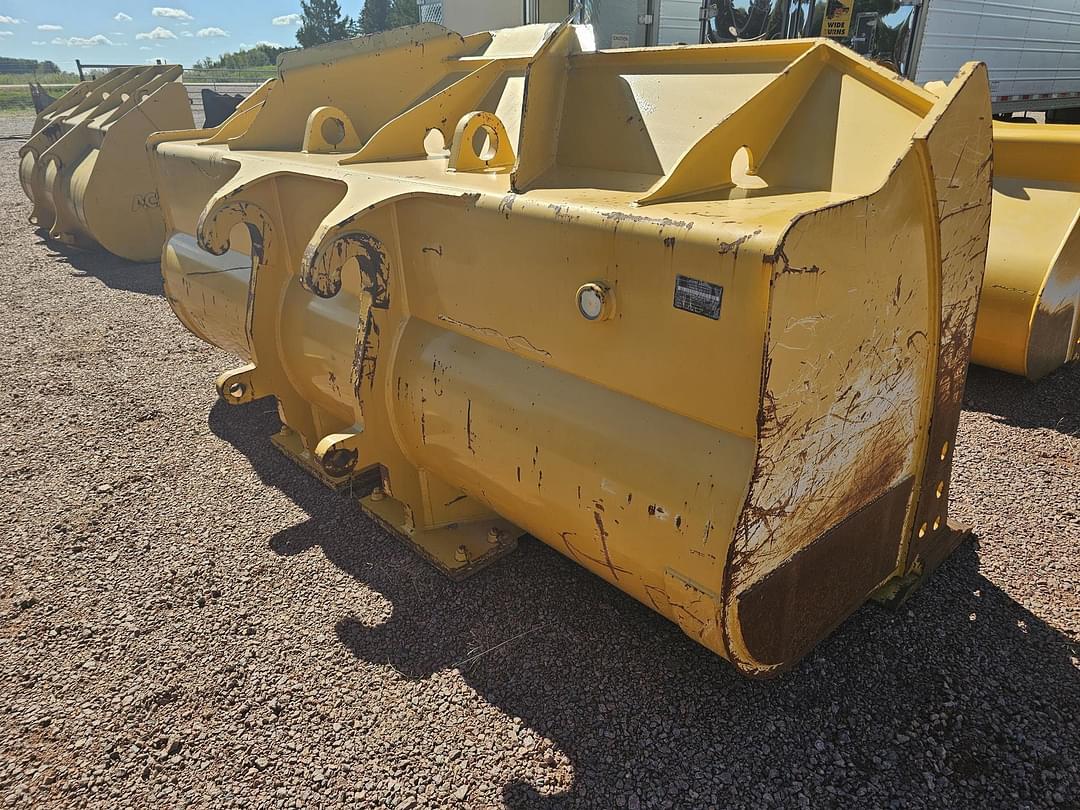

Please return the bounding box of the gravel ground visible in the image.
[1,113,1077,809]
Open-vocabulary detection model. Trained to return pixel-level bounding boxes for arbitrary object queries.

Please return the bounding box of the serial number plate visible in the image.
[673,275,723,320]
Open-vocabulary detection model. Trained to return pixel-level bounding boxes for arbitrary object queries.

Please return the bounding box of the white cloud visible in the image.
[272,13,301,25]
[152,7,193,21]
[52,34,115,47]
[196,26,228,38]
[114,12,133,22]
[37,24,63,31]
[139,46,151,50]
[0,15,22,25]
[180,30,192,37]
[0,31,13,37]
[31,40,45,45]
[136,26,176,40]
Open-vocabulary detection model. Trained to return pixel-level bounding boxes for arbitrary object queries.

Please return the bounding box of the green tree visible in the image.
[359,0,418,35]
[388,0,419,28]
[296,0,357,47]
[193,44,289,70]
[358,0,388,33]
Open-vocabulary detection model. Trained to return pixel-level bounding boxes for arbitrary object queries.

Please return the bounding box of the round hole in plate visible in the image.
[228,382,246,399]
[423,127,447,156]
[320,116,346,147]
[917,522,928,539]
[935,480,944,499]
[471,124,498,161]
[933,515,942,531]
[730,145,768,190]
[940,440,950,461]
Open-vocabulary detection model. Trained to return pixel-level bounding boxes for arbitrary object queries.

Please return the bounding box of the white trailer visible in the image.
[910,0,1080,113]
[697,0,1080,116]
[425,0,1080,116]
[432,0,705,48]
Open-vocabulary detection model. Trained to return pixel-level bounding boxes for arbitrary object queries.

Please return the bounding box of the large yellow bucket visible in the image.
[149,25,992,676]
[972,123,1080,378]
[18,65,194,262]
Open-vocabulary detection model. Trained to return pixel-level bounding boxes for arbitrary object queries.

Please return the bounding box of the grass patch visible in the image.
[183,68,277,83]
[0,71,79,86]
[0,84,75,112]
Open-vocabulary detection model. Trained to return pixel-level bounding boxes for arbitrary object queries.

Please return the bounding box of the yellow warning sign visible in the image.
[824,0,855,38]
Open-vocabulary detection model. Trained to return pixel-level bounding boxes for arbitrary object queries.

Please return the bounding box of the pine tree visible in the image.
[359,0,419,35]
[387,0,420,29]
[358,0,389,34]
[296,0,357,48]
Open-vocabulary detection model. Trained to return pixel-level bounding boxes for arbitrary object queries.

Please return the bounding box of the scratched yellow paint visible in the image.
[18,65,195,262]
[150,24,992,676]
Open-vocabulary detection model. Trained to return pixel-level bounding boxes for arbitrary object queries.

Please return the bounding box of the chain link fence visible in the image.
[1,59,269,124]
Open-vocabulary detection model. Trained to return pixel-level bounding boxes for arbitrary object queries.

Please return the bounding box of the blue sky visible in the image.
[0,2,337,68]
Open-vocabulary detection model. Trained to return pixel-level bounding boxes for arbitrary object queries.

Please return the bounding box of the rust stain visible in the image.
[600,210,693,231]
[465,398,476,453]
[716,229,761,259]
[737,478,914,670]
[354,316,380,400]
[301,231,390,302]
[764,246,822,275]
[559,530,630,580]
[497,193,517,219]
[592,510,625,582]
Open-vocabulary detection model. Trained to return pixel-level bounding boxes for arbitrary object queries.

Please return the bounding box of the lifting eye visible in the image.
[320,117,345,147]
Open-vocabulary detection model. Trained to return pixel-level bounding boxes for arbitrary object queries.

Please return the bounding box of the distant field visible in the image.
[0,67,272,113]
[0,84,75,114]
[184,67,276,83]
[0,71,79,86]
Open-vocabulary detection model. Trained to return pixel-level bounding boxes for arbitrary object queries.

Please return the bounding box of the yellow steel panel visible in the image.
[973,123,1080,379]
[18,65,195,262]
[149,26,992,676]
[922,80,1080,379]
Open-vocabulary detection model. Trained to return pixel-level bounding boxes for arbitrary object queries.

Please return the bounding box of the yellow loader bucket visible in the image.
[972,123,1080,378]
[18,65,194,262]
[149,25,992,676]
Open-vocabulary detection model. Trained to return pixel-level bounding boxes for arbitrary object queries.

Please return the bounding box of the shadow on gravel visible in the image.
[964,363,1080,435]
[210,399,1079,808]
[38,233,164,297]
